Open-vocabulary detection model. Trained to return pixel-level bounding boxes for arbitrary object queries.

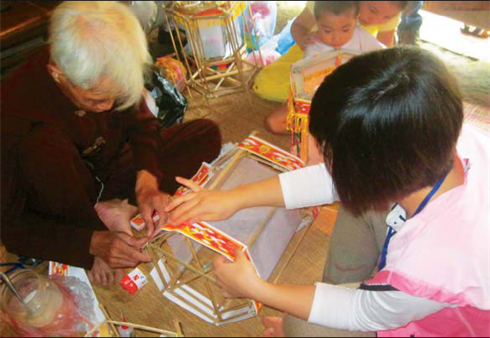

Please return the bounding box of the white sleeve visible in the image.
[279,163,338,209]
[308,283,453,332]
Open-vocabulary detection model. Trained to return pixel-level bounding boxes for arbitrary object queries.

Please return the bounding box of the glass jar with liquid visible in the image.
[0,270,64,329]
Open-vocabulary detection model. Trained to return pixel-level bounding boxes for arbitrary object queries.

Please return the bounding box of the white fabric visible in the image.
[304,25,385,59]
[308,283,452,332]
[279,163,338,209]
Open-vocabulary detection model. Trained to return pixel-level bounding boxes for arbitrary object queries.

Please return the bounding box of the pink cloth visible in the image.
[367,125,490,337]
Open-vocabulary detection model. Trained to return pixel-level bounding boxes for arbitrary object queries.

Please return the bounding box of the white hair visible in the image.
[49,1,152,110]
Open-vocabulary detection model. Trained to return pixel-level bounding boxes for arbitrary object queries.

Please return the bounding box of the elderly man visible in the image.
[1,1,221,284]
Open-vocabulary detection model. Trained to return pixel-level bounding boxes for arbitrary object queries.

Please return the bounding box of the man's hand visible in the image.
[136,170,171,237]
[90,231,151,269]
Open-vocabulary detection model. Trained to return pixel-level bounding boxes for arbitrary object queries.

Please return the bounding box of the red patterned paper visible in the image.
[161,222,264,314]
[162,221,245,261]
[49,262,69,276]
[174,163,212,197]
[238,135,305,171]
[294,99,312,116]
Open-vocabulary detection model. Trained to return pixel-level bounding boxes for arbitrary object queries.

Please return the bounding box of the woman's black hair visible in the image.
[314,1,360,20]
[309,47,463,215]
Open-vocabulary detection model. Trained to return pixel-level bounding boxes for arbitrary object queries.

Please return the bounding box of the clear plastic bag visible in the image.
[251,1,277,44]
[1,272,96,337]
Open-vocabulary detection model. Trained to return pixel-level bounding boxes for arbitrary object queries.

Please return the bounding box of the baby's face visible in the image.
[316,9,358,49]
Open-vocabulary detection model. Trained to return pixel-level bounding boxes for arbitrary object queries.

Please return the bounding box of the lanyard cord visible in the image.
[378,172,449,271]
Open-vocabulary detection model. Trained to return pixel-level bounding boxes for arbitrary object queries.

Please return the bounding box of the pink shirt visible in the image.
[281,125,489,334]
[368,125,490,337]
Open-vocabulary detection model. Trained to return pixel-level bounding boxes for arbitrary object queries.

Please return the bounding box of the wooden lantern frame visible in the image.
[143,134,312,326]
[163,1,264,99]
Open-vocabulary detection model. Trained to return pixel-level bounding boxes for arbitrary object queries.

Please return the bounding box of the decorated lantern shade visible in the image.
[287,50,360,163]
[164,1,264,98]
[132,134,311,326]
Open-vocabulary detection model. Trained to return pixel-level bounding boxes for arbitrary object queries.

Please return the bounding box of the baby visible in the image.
[305,1,385,58]
[265,1,384,139]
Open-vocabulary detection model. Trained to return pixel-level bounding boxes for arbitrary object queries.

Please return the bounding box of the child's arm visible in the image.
[214,249,316,320]
[291,7,316,51]
[167,176,285,225]
[166,164,337,225]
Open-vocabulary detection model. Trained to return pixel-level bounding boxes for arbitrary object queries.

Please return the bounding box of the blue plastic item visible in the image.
[276,18,296,55]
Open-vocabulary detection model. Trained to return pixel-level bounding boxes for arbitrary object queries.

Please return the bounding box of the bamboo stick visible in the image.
[186,237,223,323]
[272,222,314,284]
[99,304,120,337]
[155,246,217,284]
[146,245,169,290]
[207,131,258,191]
[174,320,184,337]
[246,207,277,248]
[84,321,103,337]
[165,288,216,323]
[221,301,252,315]
[165,237,202,289]
[107,321,178,336]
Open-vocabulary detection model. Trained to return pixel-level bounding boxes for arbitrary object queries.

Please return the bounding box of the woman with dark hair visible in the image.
[166,47,489,336]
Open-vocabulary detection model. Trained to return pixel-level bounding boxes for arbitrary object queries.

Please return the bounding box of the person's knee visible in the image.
[186,118,222,158]
[283,314,337,337]
[323,266,352,285]
[264,114,276,133]
[264,113,287,135]
[201,119,221,140]
[196,119,222,147]
[323,259,377,285]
